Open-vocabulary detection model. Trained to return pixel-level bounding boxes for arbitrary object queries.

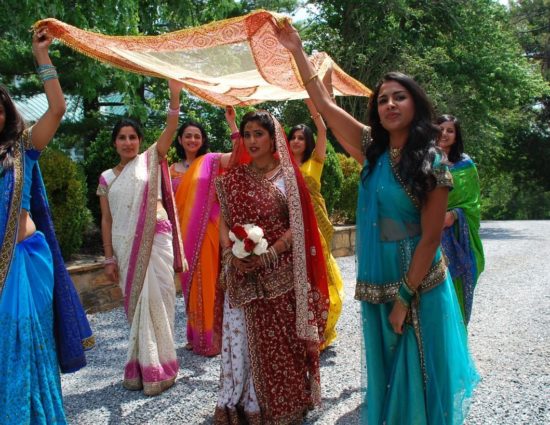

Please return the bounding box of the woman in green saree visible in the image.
[437,114,485,324]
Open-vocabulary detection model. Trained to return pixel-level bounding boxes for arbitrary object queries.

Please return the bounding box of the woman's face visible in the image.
[377,81,415,135]
[438,121,456,152]
[289,129,306,158]
[0,101,6,135]
[243,120,274,162]
[114,126,141,163]
[178,125,203,157]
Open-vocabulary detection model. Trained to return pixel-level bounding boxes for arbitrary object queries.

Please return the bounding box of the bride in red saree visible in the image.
[214,110,329,424]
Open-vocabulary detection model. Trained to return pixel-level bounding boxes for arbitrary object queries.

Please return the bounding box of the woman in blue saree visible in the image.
[437,115,484,325]
[0,27,93,424]
[278,23,479,424]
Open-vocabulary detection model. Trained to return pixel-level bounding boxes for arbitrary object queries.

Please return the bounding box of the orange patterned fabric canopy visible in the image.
[35,10,371,106]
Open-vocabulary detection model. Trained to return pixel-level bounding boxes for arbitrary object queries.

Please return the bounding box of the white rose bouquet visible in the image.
[228,223,269,259]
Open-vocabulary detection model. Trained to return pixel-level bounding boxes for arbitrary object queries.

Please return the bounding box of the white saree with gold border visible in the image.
[100,144,178,396]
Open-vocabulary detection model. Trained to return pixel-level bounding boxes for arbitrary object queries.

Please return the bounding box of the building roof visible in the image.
[14,93,126,123]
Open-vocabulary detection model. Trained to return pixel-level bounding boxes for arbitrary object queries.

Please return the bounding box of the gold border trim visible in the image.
[354,257,447,303]
[127,145,159,323]
[0,139,24,296]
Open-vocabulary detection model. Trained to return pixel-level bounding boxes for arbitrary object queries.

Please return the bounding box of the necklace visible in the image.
[114,163,126,172]
[389,146,402,161]
[251,160,279,175]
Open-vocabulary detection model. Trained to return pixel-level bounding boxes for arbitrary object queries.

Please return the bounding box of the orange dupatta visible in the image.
[34,10,371,106]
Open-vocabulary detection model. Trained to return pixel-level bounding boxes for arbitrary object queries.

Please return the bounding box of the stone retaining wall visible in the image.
[68,225,356,313]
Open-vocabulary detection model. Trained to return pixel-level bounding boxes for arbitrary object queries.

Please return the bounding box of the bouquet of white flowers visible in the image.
[228,223,269,259]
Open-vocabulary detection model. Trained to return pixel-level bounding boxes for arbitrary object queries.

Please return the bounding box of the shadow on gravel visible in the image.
[320,346,338,366]
[197,416,214,425]
[334,405,361,424]
[479,226,530,240]
[305,387,361,424]
[176,348,219,379]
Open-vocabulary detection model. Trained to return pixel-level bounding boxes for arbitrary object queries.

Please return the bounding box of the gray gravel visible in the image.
[61,221,550,424]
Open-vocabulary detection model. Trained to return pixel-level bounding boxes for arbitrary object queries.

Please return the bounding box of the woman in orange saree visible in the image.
[170,110,235,356]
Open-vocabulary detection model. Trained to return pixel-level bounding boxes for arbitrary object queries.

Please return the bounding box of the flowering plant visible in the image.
[229,223,269,259]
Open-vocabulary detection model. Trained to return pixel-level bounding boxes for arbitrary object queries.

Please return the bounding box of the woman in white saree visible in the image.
[97,80,187,396]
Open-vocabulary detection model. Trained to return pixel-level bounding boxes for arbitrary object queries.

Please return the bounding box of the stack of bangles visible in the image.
[396,275,416,308]
[103,256,117,266]
[280,236,292,251]
[222,247,233,265]
[37,64,58,82]
[230,131,240,141]
[260,246,278,270]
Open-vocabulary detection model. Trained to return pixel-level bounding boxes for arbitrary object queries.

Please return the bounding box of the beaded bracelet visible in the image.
[396,291,411,309]
[167,106,180,116]
[310,113,321,120]
[103,256,117,266]
[402,275,416,296]
[37,64,55,71]
[222,247,233,266]
[396,275,416,308]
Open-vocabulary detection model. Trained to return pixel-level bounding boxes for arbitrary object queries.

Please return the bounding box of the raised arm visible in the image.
[225,106,239,134]
[156,79,184,158]
[220,105,239,168]
[30,26,66,151]
[276,21,366,159]
[305,98,327,161]
[322,64,364,163]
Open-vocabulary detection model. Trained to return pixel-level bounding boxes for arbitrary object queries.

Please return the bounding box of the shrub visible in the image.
[39,148,92,259]
[480,169,550,220]
[320,141,344,215]
[334,153,361,223]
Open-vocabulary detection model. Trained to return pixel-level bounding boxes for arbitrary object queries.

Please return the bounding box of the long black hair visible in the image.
[366,72,440,205]
[288,124,315,163]
[436,114,464,163]
[0,85,26,173]
[173,121,209,160]
[110,118,144,144]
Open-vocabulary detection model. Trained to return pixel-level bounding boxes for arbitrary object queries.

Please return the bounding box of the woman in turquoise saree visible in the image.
[0,27,93,424]
[437,115,484,325]
[278,23,479,424]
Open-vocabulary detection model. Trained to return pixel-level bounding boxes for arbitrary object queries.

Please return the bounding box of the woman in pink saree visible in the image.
[169,108,235,356]
[97,81,186,396]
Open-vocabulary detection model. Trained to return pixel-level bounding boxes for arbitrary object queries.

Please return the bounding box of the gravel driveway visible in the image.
[61,221,550,424]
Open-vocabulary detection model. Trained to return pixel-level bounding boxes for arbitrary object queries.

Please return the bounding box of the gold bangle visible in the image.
[310,113,321,120]
[304,73,319,86]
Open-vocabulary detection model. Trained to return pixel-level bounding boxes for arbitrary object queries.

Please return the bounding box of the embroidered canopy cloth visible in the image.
[35,10,371,106]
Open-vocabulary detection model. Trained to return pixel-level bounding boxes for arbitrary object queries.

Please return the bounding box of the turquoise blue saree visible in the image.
[355,150,479,424]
